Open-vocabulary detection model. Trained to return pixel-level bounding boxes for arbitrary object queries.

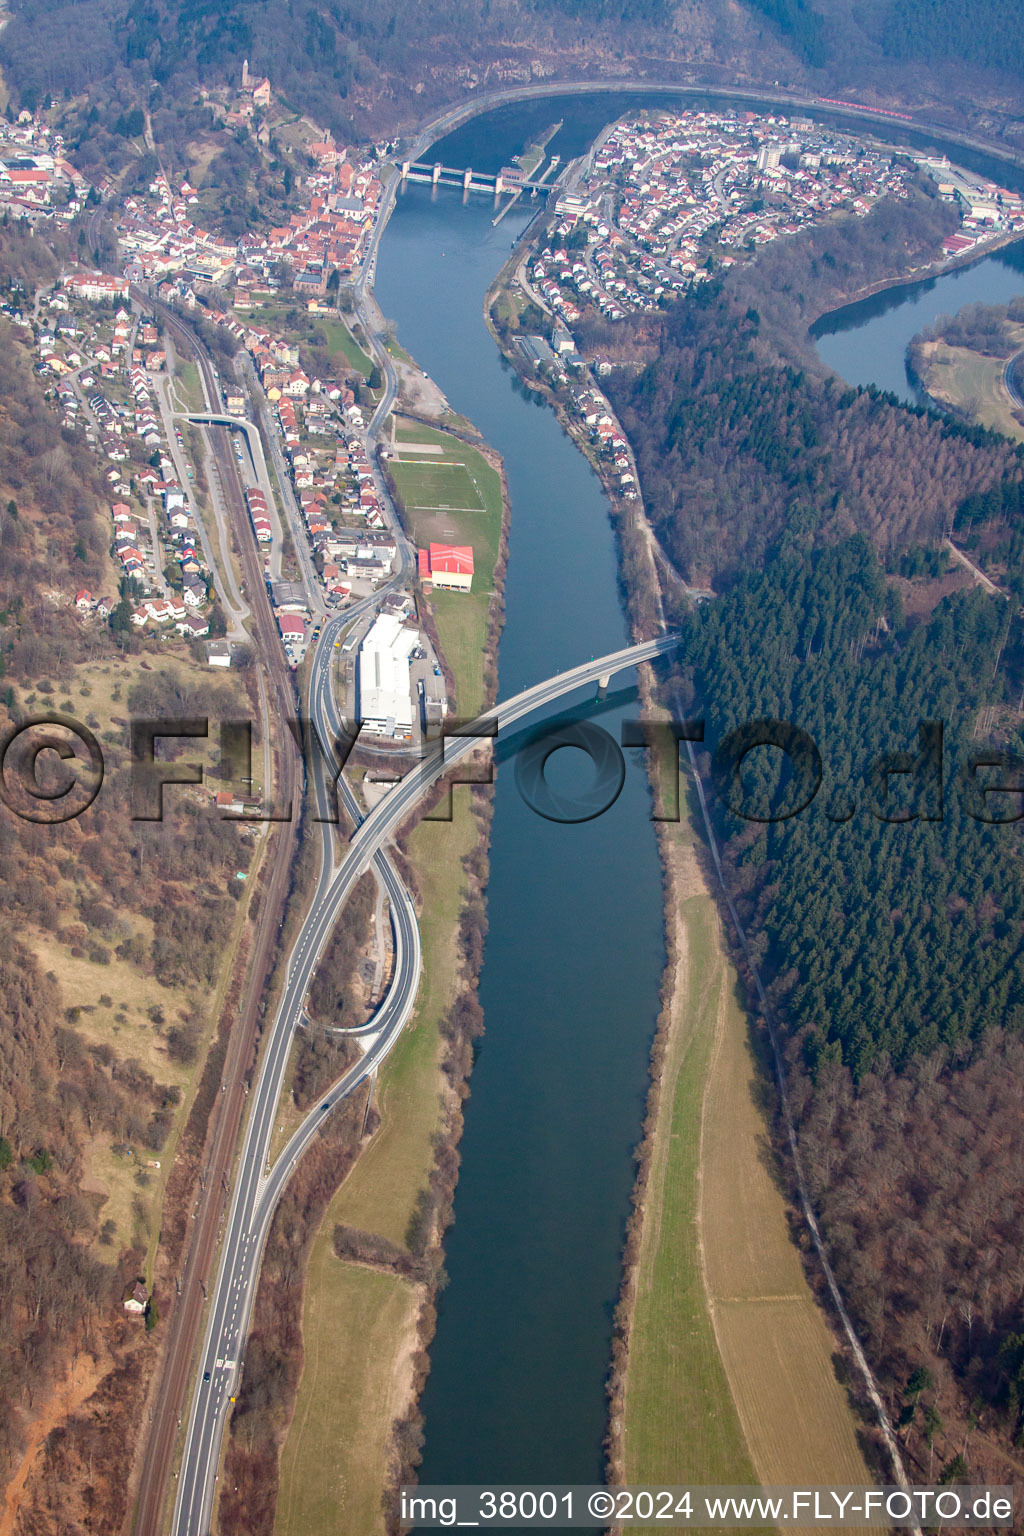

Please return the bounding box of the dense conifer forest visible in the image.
[674,537,1024,1076]
[742,0,1024,83]
[607,187,1024,1475]
[665,534,1024,1467]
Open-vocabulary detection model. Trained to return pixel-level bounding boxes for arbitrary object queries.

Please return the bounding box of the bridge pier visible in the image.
[432,162,441,186]
[495,173,504,194]
[597,674,611,693]
[463,167,472,191]
[401,160,410,182]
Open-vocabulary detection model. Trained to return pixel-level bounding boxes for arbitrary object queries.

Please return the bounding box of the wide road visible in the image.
[131,294,305,1536]
[171,628,679,1536]
[1004,346,1024,411]
[133,286,416,1535]
[397,76,1024,177]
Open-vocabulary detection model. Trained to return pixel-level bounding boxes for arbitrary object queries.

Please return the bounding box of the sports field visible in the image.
[390,419,504,717]
[389,458,485,513]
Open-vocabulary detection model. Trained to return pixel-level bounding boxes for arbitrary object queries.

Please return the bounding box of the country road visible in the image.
[170,630,679,1535]
[131,280,412,1535]
[112,74,1024,1536]
[134,260,679,1536]
[130,293,304,1536]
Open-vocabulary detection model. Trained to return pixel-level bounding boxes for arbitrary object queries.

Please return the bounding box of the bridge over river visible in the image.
[400,155,561,196]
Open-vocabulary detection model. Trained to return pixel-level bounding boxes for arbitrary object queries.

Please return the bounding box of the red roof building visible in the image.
[420,543,474,592]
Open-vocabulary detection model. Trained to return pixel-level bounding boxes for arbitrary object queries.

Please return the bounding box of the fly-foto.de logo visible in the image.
[0,712,1021,827]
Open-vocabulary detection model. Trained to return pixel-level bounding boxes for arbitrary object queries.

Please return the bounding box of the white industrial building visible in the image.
[357,613,419,738]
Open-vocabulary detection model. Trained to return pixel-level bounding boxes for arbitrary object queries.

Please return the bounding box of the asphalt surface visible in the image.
[170,628,678,1536]
[149,214,677,1536]
[132,84,1024,1536]
[139,208,679,1536]
[131,295,305,1536]
[133,279,412,1535]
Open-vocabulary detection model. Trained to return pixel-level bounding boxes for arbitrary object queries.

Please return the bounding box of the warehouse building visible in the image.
[357,613,419,738]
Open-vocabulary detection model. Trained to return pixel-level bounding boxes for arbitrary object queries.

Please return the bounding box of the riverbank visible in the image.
[382,417,507,718]
[807,227,1024,348]
[598,679,876,1533]
[269,401,511,1536]
[483,268,670,640]
[909,330,1024,441]
[366,164,668,1503]
[479,212,893,1514]
[607,798,764,1504]
[272,796,491,1536]
[399,79,1024,189]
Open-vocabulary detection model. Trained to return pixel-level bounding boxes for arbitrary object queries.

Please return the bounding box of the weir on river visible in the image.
[376,120,665,1505]
[373,94,1024,1518]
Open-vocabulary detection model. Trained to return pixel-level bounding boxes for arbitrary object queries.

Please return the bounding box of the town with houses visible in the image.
[1,7,1024,1526]
[32,276,216,642]
[521,108,1024,331]
[0,111,93,216]
[6,87,1024,748]
[115,64,384,296]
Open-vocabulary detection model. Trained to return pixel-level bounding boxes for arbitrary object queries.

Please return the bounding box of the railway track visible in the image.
[130,296,304,1536]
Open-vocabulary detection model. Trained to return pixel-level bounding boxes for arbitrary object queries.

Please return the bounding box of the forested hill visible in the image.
[611,178,1024,1478]
[670,536,1024,1478]
[7,0,1024,139]
[675,535,1024,1077]
[0,0,750,133]
[878,0,1024,82]
[0,233,256,1522]
[741,0,1024,83]
[610,290,1023,589]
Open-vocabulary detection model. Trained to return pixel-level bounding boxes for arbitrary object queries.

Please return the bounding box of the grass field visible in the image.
[273,413,501,1529]
[28,922,199,1257]
[623,811,873,1535]
[275,1256,421,1536]
[918,333,1024,442]
[273,804,478,1534]
[491,285,536,330]
[621,872,763,1513]
[22,652,255,1272]
[384,336,416,370]
[699,960,875,1528]
[323,806,476,1243]
[241,301,374,379]
[176,359,205,413]
[390,459,484,512]
[391,420,503,719]
[316,315,374,379]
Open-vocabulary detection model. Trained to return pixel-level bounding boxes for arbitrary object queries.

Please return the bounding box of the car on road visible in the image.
[203,1370,211,1382]
[321,1102,330,1112]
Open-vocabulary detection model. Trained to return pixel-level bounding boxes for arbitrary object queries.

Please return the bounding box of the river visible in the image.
[372,94,1024,1518]
[813,239,1024,399]
[374,158,664,1501]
